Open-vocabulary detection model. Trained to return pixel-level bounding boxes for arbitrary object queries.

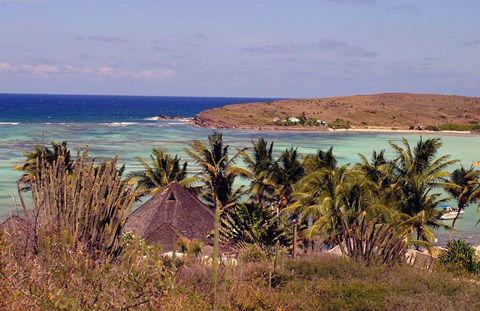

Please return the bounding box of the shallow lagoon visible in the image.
[0,121,479,244]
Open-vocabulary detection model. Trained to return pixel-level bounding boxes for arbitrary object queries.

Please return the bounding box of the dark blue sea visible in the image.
[0,93,276,123]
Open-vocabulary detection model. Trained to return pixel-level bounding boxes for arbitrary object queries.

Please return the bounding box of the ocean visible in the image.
[0,93,479,244]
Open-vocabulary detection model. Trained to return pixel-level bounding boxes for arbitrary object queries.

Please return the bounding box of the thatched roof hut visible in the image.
[0,215,34,255]
[124,182,214,251]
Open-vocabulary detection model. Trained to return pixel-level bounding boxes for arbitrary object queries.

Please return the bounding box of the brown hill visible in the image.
[195,93,480,131]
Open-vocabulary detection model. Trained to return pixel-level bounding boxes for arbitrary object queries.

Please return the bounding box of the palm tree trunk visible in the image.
[449,204,464,240]
[416,226,422,250]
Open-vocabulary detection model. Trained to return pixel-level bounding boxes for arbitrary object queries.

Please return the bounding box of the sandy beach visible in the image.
[191,117,474,135]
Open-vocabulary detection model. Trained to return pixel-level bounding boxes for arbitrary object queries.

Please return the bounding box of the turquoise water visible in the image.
[1,121,479,244]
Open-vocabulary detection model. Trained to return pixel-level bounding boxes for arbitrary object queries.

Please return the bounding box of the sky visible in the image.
[0,0,479,98]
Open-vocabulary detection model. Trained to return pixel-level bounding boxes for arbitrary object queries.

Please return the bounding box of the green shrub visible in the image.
[426,125,440,131]
[239,243,267,263]
[329,118,351,129]
[437,123,480,131]
[438,239,479,275]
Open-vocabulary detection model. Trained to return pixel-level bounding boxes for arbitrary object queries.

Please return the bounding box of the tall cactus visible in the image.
[19,146,135,256]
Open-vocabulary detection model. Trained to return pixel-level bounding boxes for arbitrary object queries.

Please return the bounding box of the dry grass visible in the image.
[196,93,480,130]
[2,231,480,311]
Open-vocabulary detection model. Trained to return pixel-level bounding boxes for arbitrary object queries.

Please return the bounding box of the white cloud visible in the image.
[0,61,175,80]
[244,43,300,54]
[314,39,377,57]
[32,64,60,75]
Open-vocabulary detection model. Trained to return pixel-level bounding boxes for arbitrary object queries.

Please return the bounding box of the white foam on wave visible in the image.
[0,122,20,125]
[144,116,193,122]
[105,122,139,127]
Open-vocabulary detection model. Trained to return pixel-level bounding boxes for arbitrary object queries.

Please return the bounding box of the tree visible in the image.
[184,132,250,303]
[126,148,189,197]
[389,137,457,248]
[356,150,402,210]
[268,147,305,212]
[303,146,337,174]
[443,166,480,228]
[185,132,250,210]
[239,138,276,206]
[286,165,378,245]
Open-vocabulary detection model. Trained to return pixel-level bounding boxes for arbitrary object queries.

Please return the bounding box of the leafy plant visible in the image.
[438,239,479,275]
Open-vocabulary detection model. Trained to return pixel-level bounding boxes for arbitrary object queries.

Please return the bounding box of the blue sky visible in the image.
[0,0,479,98]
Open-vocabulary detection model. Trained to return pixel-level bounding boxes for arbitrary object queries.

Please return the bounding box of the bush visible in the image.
[239,243,267,263]
[426,125,440,131]
[438,239,479,275]
[329,118,351,129]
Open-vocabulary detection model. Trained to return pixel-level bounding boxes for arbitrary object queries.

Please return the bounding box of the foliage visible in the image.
[339,214,409,266]
[426,123,480,132]
[126,148,189,197]
[15,141,73,191]
[303,146,337,173]
[329,118,351,129]
[184,131,250,305]
[185,131,250,209]
[18,146,135,256]
[239,138,276,206]
[0,229,169,310]
[442,165,480,228]
[221,202,290,254]
[268,147,305,210]
[389,137,457,247]
[238,243,268,263]
[438,239,479,275]
[3,134,480,309]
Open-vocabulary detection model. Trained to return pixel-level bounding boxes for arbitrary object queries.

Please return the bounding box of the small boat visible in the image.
[439,206,464,220]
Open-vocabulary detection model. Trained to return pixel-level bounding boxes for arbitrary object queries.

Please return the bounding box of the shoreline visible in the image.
[189,118,475,135]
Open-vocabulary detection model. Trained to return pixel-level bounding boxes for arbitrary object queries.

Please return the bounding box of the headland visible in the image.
[194,93,480,134]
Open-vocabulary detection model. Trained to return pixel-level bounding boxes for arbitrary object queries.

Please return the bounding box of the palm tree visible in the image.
[443,166,480,228]
[286,165,377,244]
[389,137,457,247]
[126,148,189,197]
[355,150,403,210]
[184,132,250,301]
[185,132,250,209]
[268,147,305,212]
[239,138,276,207]
[303,146,337,174]
[15,141,73,191]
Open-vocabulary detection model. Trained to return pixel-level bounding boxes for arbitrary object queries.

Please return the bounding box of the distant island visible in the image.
[194,93,480,133]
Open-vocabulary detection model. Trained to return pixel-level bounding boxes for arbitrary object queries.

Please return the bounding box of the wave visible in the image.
[0,122,20,125]
[144,117,162,121]
[104,122,140,127]
[144,116,193,122]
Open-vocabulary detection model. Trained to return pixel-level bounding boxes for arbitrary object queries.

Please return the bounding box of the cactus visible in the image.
[339,213,409,266]
[19,146,135,256]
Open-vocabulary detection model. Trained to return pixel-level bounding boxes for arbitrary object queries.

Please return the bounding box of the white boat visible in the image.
[439,206,464,220]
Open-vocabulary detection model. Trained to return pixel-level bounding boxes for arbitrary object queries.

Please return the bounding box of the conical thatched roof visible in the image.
[124,182,214,250]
